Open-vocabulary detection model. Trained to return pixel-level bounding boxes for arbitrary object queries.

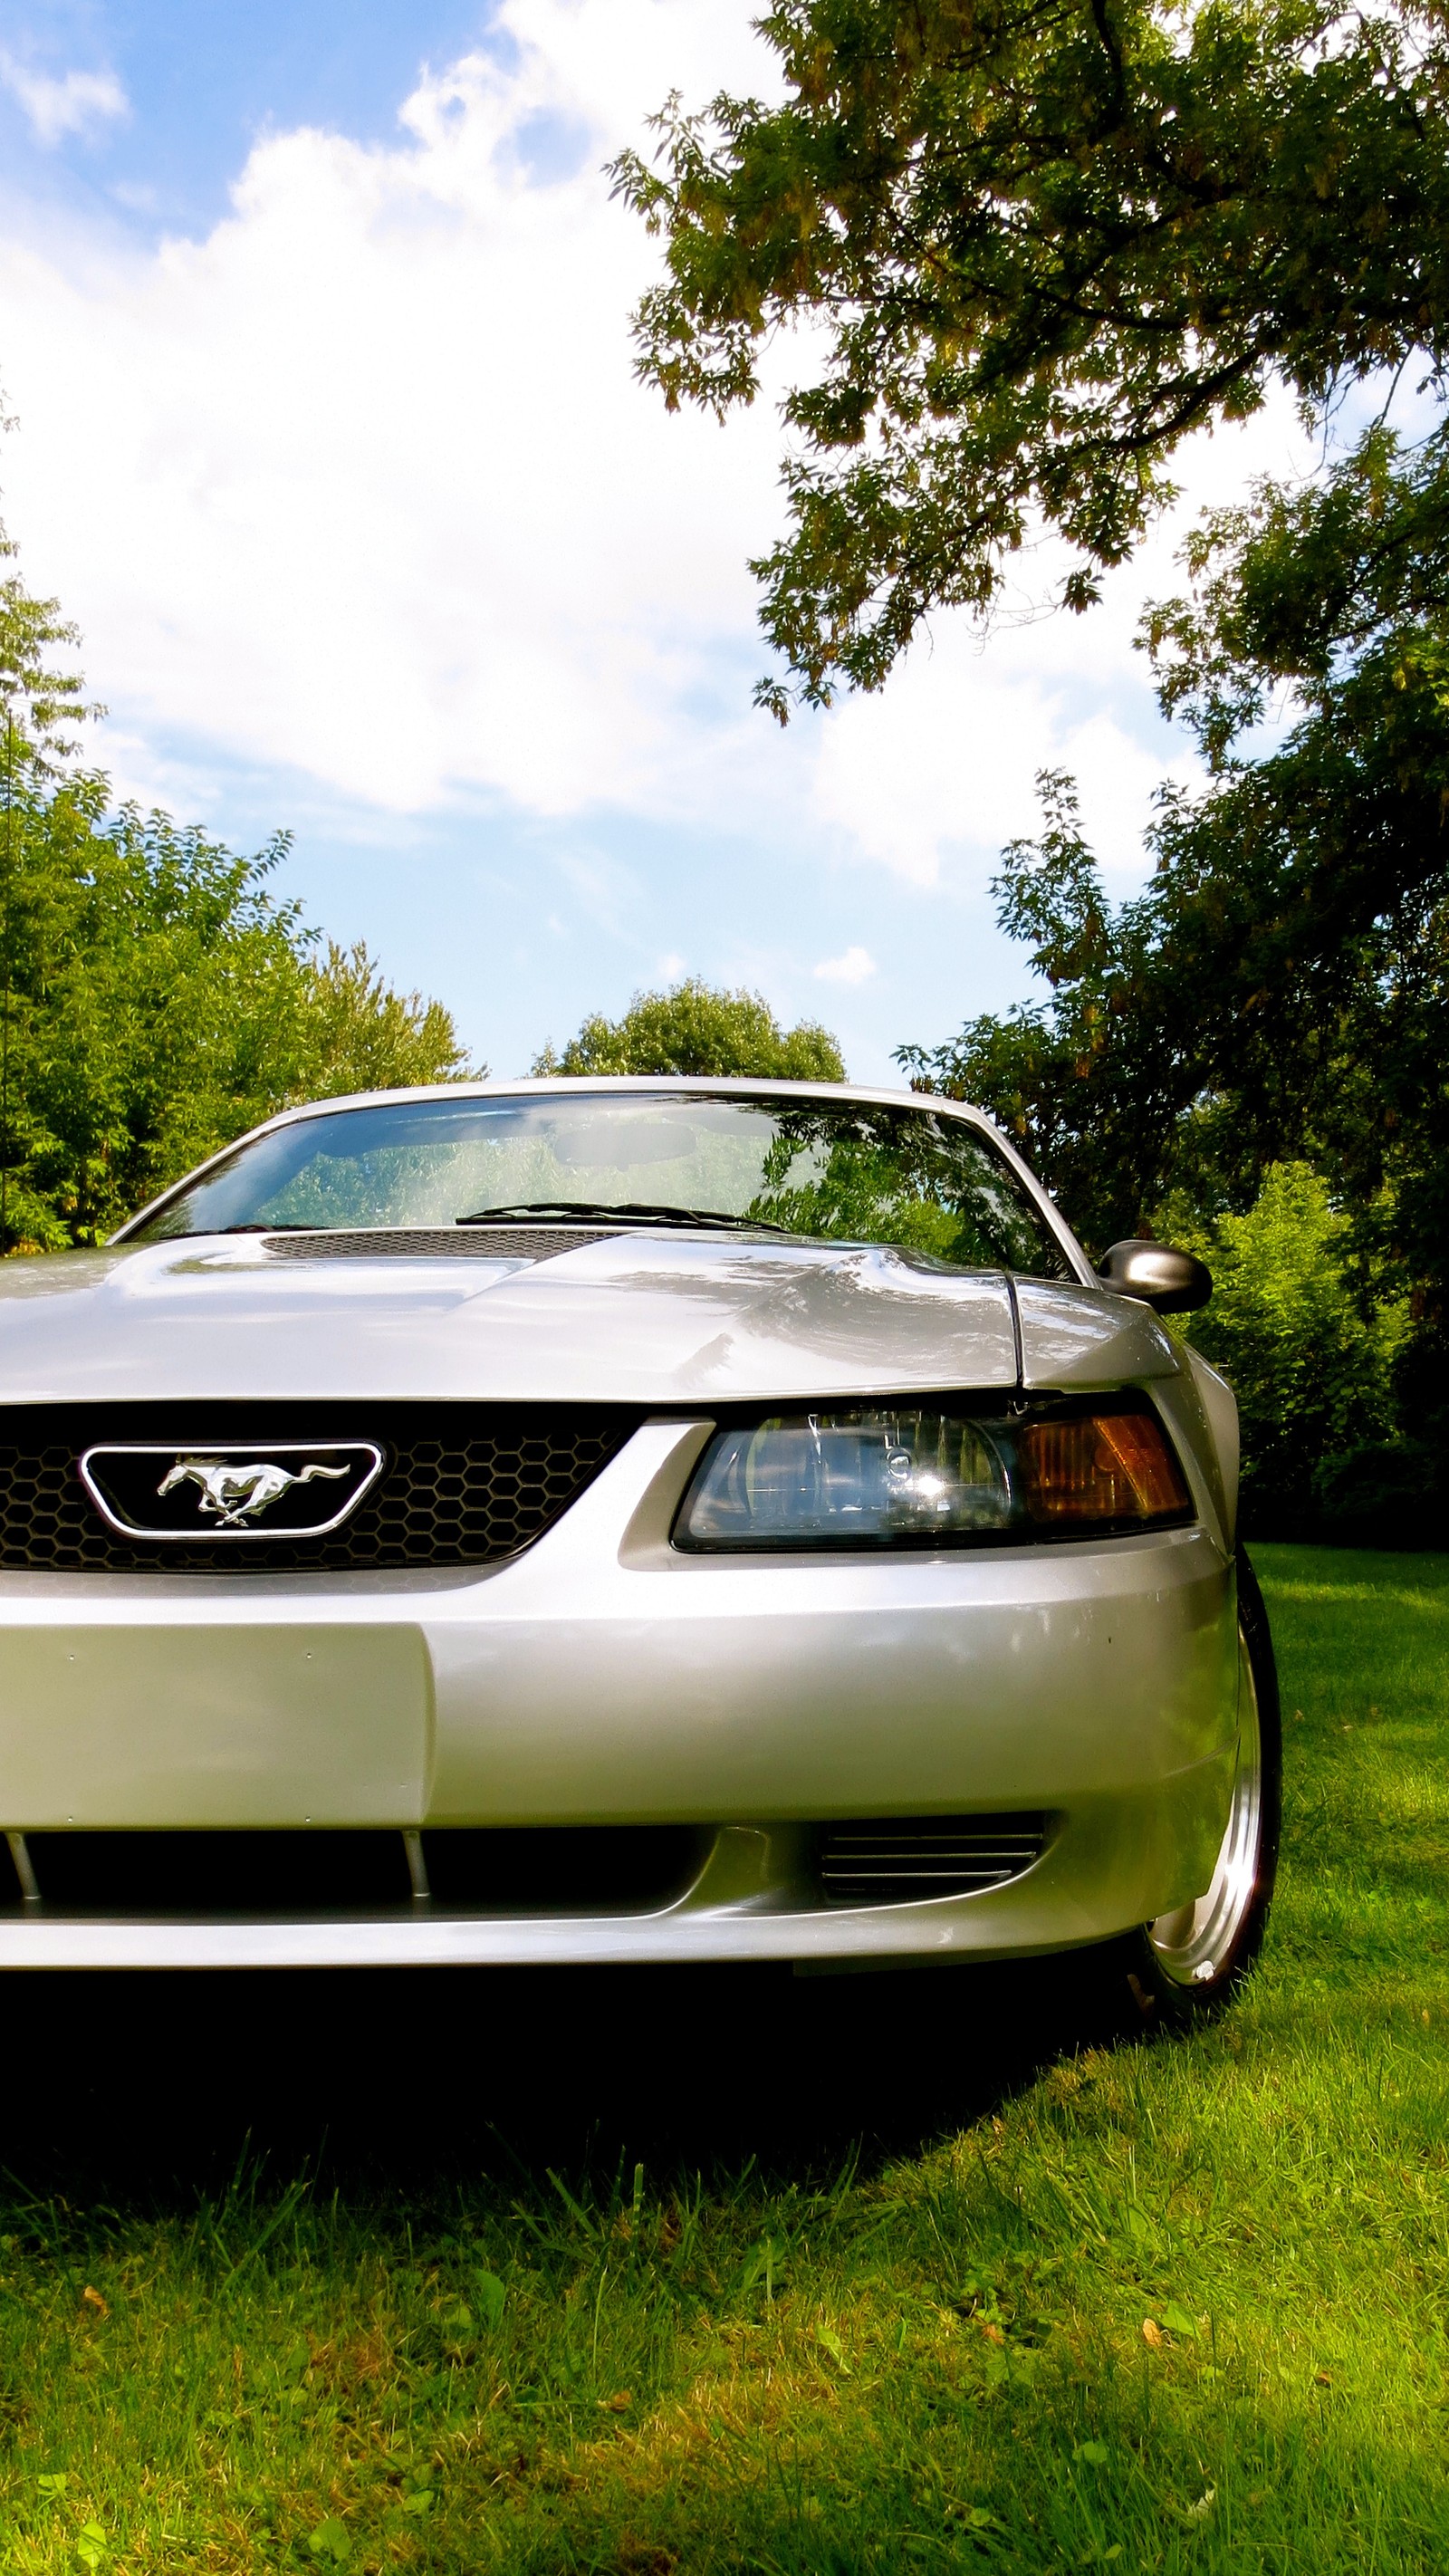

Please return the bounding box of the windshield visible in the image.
[121,1091,1073,1277]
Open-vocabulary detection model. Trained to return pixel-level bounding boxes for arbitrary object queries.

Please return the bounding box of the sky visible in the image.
[0,0,1315,1084]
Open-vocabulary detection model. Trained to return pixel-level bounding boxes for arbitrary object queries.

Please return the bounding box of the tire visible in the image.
[1120,1547,1282,2030]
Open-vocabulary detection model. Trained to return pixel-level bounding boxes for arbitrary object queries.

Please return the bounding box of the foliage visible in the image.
[294,938,468,1105]
[899,424,1449,1478]
[0,543,97,764]
[1165,1164,1407,1529]
[0,569,472,1253]
[1313,1437,1449,1549]
[0,1549,1447,2567]
[534,976,844,1081]
[613,0,1449,710]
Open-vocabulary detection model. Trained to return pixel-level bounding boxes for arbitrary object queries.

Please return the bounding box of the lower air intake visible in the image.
[0,1826,708,1918]
[818,1814,1048,1906]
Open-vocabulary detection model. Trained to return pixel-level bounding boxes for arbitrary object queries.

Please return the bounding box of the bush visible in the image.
[1312,1437,1449,1551]
[1168,1163,1407,1533]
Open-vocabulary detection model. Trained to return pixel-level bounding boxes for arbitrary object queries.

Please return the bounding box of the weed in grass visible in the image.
[0,1545,1442,2569]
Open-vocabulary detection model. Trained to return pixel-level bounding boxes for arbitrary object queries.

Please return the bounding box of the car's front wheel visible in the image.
[1122,1549,1281,2029]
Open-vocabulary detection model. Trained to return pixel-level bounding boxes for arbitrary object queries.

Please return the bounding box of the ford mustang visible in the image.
[0,1078,1279,2021]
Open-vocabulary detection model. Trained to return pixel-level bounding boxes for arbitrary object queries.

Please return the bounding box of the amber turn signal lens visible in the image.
[1019,1408,1190,1527]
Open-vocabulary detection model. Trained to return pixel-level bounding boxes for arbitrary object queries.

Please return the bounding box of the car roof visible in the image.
[245,1073,993,1125]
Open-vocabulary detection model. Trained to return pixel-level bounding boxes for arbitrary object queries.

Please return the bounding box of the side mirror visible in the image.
[1098,1238,1212,1315]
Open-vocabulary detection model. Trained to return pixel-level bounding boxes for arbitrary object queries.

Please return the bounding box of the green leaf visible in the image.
[401,2489,435,2517]
[37,2474,68,2498]
[475,2270,506,2327]
[742,2235,785,2298]
[1074,2440,1111,2465]
[815,2323,849,2372]
[307,2517,350,2563]
[1163,2302,1201,2338]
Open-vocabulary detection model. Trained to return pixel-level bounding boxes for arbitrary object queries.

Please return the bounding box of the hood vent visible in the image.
[261,1226,623,1262]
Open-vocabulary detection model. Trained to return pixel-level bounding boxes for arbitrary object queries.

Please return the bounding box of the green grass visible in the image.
[1,1543,1447,2573]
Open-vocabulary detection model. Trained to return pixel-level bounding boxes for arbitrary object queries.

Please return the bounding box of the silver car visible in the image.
[0,1078,1278,2022]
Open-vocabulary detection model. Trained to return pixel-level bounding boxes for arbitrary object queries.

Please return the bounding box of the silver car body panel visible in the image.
[0,1077,1242,1967]
[0,1231,1025,1408]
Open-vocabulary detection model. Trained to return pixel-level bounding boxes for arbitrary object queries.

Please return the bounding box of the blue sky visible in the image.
[0,0,1289,1082]
[0,2,497,230]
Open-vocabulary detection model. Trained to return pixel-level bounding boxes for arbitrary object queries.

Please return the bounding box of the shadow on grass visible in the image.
[0,1948,1128,2206]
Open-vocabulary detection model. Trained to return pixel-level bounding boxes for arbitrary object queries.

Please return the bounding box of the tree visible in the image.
[296,940,470,1102]
[612,0,1449,712]
[1160,1162,1407,1529]
[897,421,1449,1505]
[0,562,474,1252]
[897,425,1449,1308]
[613,0,1449,1520]
[535,977,845,1080]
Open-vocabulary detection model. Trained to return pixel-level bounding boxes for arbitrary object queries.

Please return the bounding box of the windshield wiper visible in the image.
[455,1200,792,1235]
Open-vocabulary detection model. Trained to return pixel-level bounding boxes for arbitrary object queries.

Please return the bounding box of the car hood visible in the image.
[0,1233,1176,1408]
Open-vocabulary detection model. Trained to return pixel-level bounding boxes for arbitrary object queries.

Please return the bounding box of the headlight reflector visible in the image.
[675,1399,1191,1551]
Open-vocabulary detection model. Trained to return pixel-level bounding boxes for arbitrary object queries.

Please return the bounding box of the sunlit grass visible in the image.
[0,1543,1445,2573]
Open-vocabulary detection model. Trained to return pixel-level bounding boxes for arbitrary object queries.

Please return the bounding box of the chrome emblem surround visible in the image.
[79,1442,385,1542]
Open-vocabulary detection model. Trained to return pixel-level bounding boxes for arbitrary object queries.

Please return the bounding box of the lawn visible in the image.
[0,1543,1445,2574]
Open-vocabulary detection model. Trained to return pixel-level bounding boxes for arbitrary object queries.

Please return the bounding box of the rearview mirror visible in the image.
[1097,1239,1212,1314]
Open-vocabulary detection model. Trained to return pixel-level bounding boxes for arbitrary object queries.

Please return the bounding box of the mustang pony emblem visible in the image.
[157,1455,350,1529]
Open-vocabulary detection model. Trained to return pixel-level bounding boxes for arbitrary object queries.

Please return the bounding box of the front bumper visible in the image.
[0,1420,1239,1966]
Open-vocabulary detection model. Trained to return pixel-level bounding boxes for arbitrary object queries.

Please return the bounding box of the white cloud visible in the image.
[814,945,876,985]
[810,392,1314,889]
[0,5,1319,917]
[812,647,1187,889]
[0,53,127,147]
[0,0,796,830]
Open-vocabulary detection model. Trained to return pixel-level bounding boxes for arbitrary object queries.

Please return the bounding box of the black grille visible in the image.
[0,1404,639,1572]
[259,1227,623,1261]
[818,1814,1048,1906]
[421,1826,706,1914]
[0,1825,706,1918]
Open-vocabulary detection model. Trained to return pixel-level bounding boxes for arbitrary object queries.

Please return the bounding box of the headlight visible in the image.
[673,1398,1192,1551]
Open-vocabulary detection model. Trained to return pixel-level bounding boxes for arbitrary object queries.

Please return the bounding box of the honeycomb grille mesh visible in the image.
[0,1405,638,1572]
